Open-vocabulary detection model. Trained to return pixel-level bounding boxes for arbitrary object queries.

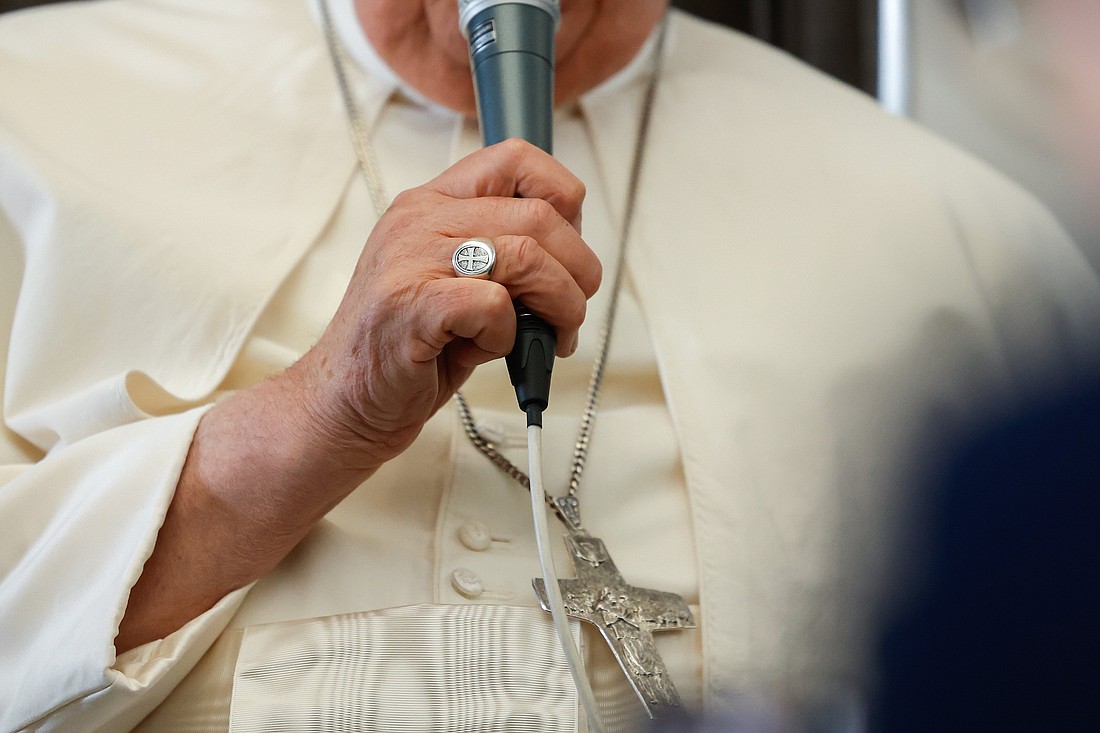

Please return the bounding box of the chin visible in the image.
[426,78,478,116]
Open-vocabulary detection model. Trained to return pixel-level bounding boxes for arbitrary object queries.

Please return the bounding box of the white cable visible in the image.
[527,424,607,733]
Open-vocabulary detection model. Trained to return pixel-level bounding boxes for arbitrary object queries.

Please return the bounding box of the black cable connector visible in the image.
[506,304,555,427]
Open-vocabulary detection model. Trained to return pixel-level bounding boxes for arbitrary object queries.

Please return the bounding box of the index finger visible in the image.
[423,138,586,231]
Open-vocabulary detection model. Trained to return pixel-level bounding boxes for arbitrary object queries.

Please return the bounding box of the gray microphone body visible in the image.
[459,0,560,153]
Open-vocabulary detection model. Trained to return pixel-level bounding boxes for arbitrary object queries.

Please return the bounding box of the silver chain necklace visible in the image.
[319,0,666,534]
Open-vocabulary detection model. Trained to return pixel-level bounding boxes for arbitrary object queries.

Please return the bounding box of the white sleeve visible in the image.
[0,210,247,732]
[0,407,256,732]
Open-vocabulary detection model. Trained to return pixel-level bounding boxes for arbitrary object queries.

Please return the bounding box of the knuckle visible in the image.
[581,257,602,299]
[499,137,533,159]
[377,200,417,237]
[520,197,558,230]
[483,283,514,316]
[565,177,586,206]
[509,235,543,280]
[389,188,421,210]
[562,294,587,332]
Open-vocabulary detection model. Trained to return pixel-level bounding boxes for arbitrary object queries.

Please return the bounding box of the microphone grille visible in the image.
[457,0,561,36]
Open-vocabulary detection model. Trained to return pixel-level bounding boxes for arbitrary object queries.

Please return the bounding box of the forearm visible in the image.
[115,366,375,653]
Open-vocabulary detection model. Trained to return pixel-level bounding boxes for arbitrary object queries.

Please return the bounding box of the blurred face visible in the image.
[1039,0,1100,191]
[355,0,669,114]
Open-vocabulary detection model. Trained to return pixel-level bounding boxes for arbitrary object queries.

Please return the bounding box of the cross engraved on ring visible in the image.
[452,239,496,278]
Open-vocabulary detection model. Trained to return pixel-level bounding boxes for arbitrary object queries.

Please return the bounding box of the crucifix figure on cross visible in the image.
[533,532,696,717]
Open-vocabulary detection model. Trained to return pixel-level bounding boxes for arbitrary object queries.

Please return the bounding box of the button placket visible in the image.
[438,383,595,609]
[437,408,543,605]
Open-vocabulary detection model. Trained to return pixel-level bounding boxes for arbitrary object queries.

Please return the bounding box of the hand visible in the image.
[116,139,599,652]
[288,138,601,472]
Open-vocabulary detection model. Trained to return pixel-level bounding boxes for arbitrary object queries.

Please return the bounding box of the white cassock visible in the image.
[1,1,1098,731]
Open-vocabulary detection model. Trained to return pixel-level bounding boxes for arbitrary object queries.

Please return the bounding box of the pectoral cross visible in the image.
[532,530,696,718]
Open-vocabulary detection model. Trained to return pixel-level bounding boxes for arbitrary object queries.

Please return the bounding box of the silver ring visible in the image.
[452,238,496,279]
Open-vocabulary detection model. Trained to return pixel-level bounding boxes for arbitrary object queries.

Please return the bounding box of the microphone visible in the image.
[458,0,559,153]
[458,0,561,426]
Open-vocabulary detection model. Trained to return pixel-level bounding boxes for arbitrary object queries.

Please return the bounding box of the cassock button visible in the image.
[450,568,484,599]
[457,520,492,551]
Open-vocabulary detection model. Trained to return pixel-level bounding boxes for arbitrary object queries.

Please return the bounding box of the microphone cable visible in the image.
[526,420,607,733]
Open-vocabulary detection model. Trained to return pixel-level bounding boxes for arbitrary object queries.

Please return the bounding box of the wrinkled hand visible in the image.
[289,139,601,470]
[117,140,602,653]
